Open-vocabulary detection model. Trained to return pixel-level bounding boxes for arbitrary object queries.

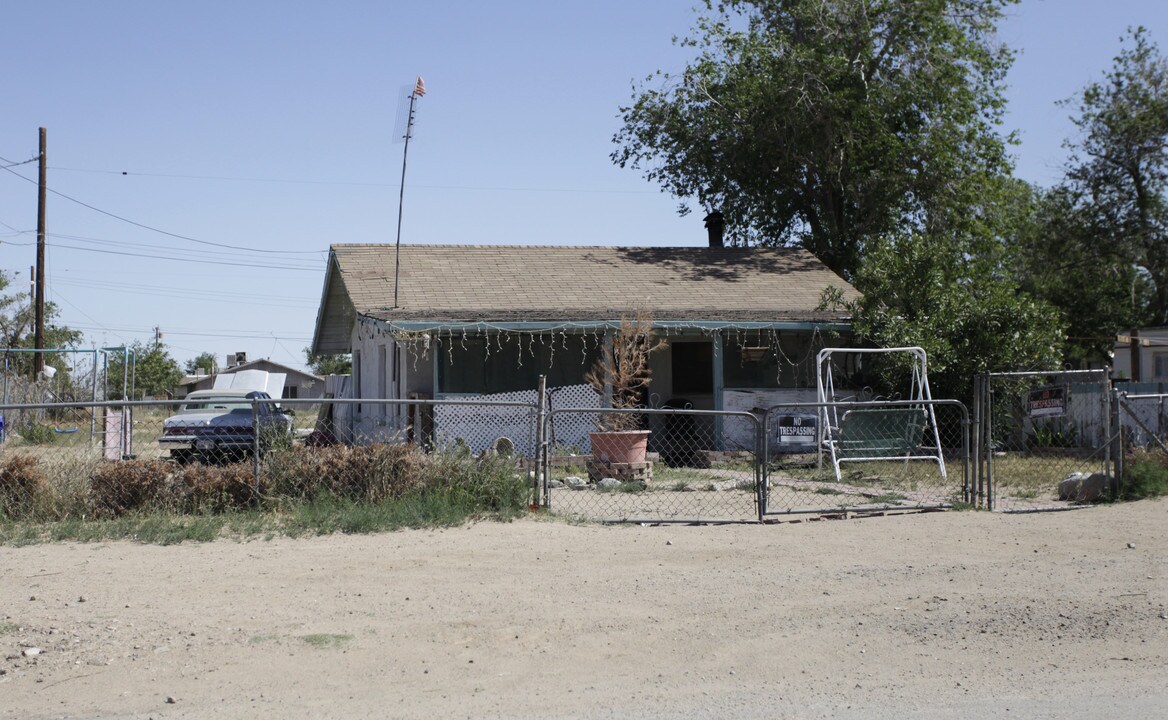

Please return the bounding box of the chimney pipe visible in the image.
[703,211,725,248]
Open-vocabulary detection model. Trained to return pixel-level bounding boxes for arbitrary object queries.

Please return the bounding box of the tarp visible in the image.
[212,370,287,397]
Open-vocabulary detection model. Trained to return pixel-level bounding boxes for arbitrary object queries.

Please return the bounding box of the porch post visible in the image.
[431,332,440,396]
[713,331,724,450]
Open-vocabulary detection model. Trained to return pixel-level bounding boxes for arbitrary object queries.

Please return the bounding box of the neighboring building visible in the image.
[311,242,861,444]
[1112,328,1168,382]
[177,357,325,400]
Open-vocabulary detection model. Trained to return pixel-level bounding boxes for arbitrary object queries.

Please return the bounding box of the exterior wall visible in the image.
[1113,328,1168,382]
[349,324,434,442]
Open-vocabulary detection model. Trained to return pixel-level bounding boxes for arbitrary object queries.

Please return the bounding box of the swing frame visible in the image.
[815,347,947,481]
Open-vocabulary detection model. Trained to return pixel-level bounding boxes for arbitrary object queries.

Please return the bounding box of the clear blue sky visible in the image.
[1,0,1165,372]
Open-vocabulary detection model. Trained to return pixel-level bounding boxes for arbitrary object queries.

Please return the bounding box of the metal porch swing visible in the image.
[815,346,947,482]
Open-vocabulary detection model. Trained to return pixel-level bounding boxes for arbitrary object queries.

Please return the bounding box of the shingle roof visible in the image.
[313,244,859,351]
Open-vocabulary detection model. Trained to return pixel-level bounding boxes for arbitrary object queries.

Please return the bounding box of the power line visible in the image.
[45,241,323,271]
[48,165,661,195]
[52,277,318,308]
[1,156,37,168]
[66,323,311,342]
[0,156,325,255]
[49,232,323,267]
[48,290,129,346]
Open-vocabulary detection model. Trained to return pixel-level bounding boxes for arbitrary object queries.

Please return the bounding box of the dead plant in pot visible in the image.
[584,311,667,467]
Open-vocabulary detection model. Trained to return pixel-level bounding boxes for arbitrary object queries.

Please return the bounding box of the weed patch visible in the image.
[1121,449,1168,501]
[300,633,353,649]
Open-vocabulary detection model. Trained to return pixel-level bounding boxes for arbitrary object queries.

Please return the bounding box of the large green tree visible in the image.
[847,230,1065,402]
[613,0,1018,278]
[1012,184,1151,366]
[304,347,351,376]
[1052,27,1168,326]
[106,340,183,400]
[184,352,219,376]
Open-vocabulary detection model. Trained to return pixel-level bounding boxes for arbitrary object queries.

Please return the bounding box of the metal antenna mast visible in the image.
[393,76,425,309]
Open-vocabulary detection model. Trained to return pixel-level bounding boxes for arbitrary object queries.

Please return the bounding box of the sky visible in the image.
[2,0,1166,374]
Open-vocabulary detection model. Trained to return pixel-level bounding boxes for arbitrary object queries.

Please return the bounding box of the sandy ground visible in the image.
[1,501,1166,720]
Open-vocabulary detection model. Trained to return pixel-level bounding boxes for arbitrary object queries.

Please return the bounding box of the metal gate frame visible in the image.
[760,399,970,517]
[973,369,1112,510]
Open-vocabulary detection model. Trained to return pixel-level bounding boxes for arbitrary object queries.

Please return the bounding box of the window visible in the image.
[1154,353,1168,380]
[722,332,820,389]
[439,334,601,394]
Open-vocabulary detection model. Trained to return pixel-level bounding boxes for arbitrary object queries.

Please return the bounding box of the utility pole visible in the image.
[33,127,47,378]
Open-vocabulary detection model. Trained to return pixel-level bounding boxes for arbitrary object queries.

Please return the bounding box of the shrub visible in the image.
[18,423,57,445]
[0,454,51,520]
[1121,448,1168,501]
[423,450,529,513]
[180,463,259,513]
[90,459,174,517]
[265,444,427,503]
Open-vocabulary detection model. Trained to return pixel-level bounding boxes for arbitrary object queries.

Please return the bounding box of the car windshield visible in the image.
[180,397,251,413]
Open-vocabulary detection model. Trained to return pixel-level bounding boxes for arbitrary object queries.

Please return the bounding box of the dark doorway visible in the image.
[671,341,713,395]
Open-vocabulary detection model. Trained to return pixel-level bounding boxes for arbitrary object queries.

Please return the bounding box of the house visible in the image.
[177,357,325,400]
[1113,328,1168,382]
[311,241,861,445]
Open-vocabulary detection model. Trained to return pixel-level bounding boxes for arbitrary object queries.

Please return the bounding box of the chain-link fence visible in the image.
[973,370,1113,511]
[12,378,1139,524]
[0,396,542,522]
[542,406,762,522]
[762,400,969,515]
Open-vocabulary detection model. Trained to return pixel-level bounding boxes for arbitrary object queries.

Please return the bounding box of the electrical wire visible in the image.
[0,156,325,255]
[52,277,317,309]
[50,165,661,194]
[49,232,323,268]
[45,241,323,271]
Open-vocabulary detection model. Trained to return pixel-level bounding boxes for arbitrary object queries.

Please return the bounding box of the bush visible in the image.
[180,463,259,513]
[265,443,528,514]
[0,455,51,520]
[422,449,529,513]
[1121,448,1168,501]
[18,423,57,445]
[90,459,174,517]
[265,444,427,503]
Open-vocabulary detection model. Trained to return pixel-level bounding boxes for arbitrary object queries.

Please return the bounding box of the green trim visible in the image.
[366,318,851,333]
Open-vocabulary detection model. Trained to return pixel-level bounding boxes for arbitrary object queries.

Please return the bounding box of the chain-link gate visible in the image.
[973,370,1113,510]
[541,406,762,522]
[762,400,970,515]
[1113,391,1168,494]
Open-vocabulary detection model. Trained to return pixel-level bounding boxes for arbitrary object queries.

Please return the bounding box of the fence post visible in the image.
[757,410,768,520]
[970,374,981,507]
[534,375,547,508]
[985,375,994,511]
[1112,389,1124,498]
[252,399,261,499]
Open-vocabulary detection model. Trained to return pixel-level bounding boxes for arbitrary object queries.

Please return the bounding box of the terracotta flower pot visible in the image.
[589,430,651,464]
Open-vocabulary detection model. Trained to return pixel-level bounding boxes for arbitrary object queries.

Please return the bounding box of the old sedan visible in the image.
[159,389,293,463]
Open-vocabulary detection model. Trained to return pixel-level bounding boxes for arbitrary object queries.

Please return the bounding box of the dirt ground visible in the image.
[1,501,1165,720]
